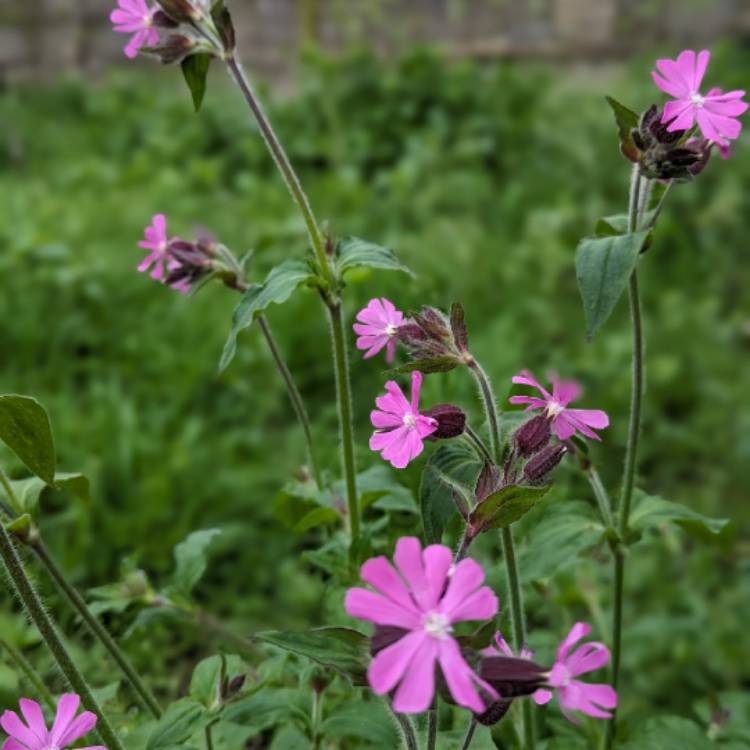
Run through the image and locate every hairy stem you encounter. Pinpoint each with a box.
[389,705,419,750]
[0,524,125,750]
[467,359,533,749]
[426,707,437,750]
[0,638,55,710]
[585,464,615,529]
[225,55,332,285]
[31,538,162,719]
[464,424,493,464]
[328,303,360,542]
[257,314,322,486]
[606,167,647,748]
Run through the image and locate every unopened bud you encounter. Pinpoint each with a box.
[523,444,566,482]
[513,415,551,457]
[148,34,197,65]
[226,674,246,698]
[423,404,466,439]
[413,307,451,342]
[156,0,199,23]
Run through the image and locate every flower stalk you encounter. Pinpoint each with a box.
[0,522,125,750]
[0,638,55,710]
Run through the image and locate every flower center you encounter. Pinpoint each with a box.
[690,93,705,108]
[423,611,452,640]
[547,662,571,688]
[385,323,397,336]
[546,400,565,418]
[402,412,417,429]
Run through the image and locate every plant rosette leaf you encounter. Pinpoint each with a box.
[575,230,650,340]
[334,236,414,281]
[469,483,551,533]
[0,395,56,484]
[253,627,370,686]
[220,259,318,371]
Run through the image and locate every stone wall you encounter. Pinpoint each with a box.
[0,0,747,83]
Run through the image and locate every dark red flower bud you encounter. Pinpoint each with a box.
[479,655,547,699]
[152,10,179,28]
[156,0,199,23]
[423,404,466,439]
[513,415,551,457]
[523,444,566,482]
[413,307,451,342]
[450,303,469,352]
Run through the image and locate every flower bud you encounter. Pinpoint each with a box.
[396,305,471,371]
[150,35,197,65]
[523,444,566,483]
[513,415,551,457]
[423,404,466,439]
[156,0,200,23]
[479,655,547,700]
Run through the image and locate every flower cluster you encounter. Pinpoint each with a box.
[1,694,105,750]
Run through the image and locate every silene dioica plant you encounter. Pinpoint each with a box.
[0,3,746,748]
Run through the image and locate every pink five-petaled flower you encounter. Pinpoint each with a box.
[370,371,438,469]
[110,0,159,59]
[345,536,499,714]
[353,298,405,363]
[652,49,748,148]
[1,693,106,750]
[533,622,617,723]
[137,214,190,295]
[509,370,609,441]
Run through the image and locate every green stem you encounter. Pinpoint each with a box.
[0,638,55,710]
[257,314,322,487]
[0,467,22,516]
[31,538,162,719]
[224,55,332,285]
[606,167,647,749]
[464,424,493,464]
[426,707,437,750]
[311,689,323,750]
[0,524,125,750]
[328,303,360,542]
[460,717,478,750]
[389,704,419,750]
[585,464,615,529]
[467,359,533,749]
[204,719,218,750]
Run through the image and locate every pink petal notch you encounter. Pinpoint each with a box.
[346,536,499,715]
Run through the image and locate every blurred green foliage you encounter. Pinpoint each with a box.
[0,42,749,745]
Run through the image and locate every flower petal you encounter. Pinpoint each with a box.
[438,637,494,713]
[0,712,40,750]
[566,642,610,677]
[421,544,453,610]
[392,636,439,714]
[439,557,486,618]
[345,588,420,629]
[393,537,431,610]
[368,630,427,696]
[360,556,420,614]
[49,694,80,747]
[57,712,97,748]
[556,622,591,663]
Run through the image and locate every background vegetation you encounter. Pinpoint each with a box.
[0,41,748,746]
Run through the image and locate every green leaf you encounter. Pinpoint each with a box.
[335,236,414,278]
[575,231,650,339]
[469,484,551,531]
[53,472,90,503]
[390,356,460,375]
[432,468,473,518]
[146,699,208,750]
[292,507,340,533]
[619,717,714,750]
[190,654,245,710]
[419,443,482,544]
[520,501,604,583]
[595,209,658,237]
[171,529,221,598]
[629,491,729,539]
[223,688,309,732]
[220,260,315,372]
[254,627,369,685]
[269,726,309,750]
[0,395,55,483]
[181,54,212,112]
[321,700,400,747]
[605,96,640,162]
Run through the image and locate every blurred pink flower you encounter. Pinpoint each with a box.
[1,694,105,750]
[137,214,189,295]
[482,630,534,661]
[110,0,159,59]
[370,371,437,468]
[345,536,499,714]
[652,50,747,148]
[353,298,405,363]
[509,370,609,441]
[533,622,617,723]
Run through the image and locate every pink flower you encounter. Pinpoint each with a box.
[533,623,617,723]
[110,0,159,59]
[353,298,405,363]
[652,50,748,148]
[370,372,438,468]
[509,370,609,441]
[345,537,499,714]
[1,694,106,750]
[482,630,534,661]
[137,214,190,295]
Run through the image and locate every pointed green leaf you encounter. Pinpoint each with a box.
[469,484,550,531]
[254,627,369,685]
[335,237,414,278]
[629,491,729,539]
[0,395,55,483]
[220,260,316,372]
[575,231,650,339]
[146,699,208,750]
[605,96,640,162]
[595,210,658,237]
[190,654,245,709]
[171,528,221,597]
[54,473,90,503]
[419,443,482,544]
[181,54,212,112]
